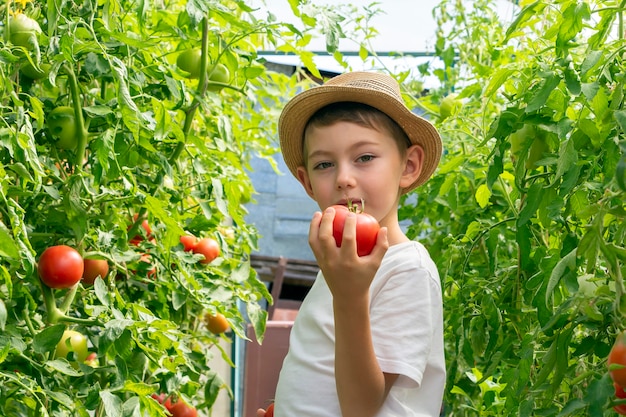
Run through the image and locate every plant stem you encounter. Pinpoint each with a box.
[59,283,79,314]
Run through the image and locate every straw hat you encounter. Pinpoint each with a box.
[278,71,442,192]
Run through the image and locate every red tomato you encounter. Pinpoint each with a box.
[616,403,626,415]
[265,402,274,417]
[193,237,220,264]
[617,383,626,399]
[180,235,198,252]
[609,331,626,387]
[168,400,197,417]
[38,245,84,289]
[82,258,109,285]
[129,213,153,245]
[331,205,380,256]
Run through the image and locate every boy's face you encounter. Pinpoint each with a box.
[296,121,423,228]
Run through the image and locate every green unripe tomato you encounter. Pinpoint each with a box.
[176,49,202,79]
[9,14,42,49]
[55,330,89,363]
[509,124,535,158]
[21,62,51,80]
[439,93,461,120]
[48,106,78,150]
[207,63,230,92]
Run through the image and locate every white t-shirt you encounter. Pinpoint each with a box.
[274,241,446,417]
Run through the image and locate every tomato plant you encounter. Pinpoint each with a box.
[404,0,626,415]
[0,0,365,414]
[331,204,380,256]
[176,49,202,79]
[38,245,84,289]
[193,237,220,264]
[47,106,78,150]
[82,258,109,285]
[55,329,89,363]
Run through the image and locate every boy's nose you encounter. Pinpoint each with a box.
[335,165,356,189]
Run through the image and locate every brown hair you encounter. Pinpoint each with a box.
[302,102,411,166]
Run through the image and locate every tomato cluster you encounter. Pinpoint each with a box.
[175,48,230,91]
[179,234,220,264]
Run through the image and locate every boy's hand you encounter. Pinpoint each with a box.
[308,207,388,301]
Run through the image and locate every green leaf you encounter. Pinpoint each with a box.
[123,382,158,396]
[44,389,74,408]
[505,1,543,41]
[100,391,123,417]
[484,66,516,97]
[204,370,225,408]
[33,324,65,355]
[552,138,578,185]
[45,359,83,376]
[564,65,581,96]
[518,183,544,226]
[546,248,577,305]
[614,110,626,133]
[475,184,491,209]
[525,73,560,113]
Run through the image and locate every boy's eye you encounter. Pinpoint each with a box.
[313,161,333,170]
[357,154,375,163]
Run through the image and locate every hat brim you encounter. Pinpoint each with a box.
[279,82,442,192]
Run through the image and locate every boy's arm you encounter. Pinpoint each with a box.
[309,208,396,417]
[334,293,399,417]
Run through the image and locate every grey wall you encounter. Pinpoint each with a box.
[245,152,319,261]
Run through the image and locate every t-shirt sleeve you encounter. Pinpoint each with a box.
[369,248,442,388]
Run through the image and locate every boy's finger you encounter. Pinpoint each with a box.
[339,212,358,253]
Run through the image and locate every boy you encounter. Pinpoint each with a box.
[260,71,445,417]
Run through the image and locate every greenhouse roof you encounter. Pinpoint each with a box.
[252,0,519,87]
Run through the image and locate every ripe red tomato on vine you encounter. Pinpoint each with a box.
[180,234,198,252]
[168,400,197,417]
[193,237,220,264]
[609,331,626,387]
[331,202,379,257]
[38,245,84,289]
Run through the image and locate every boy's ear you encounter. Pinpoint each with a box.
[296,166,316,199]
[400,144,424,189]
